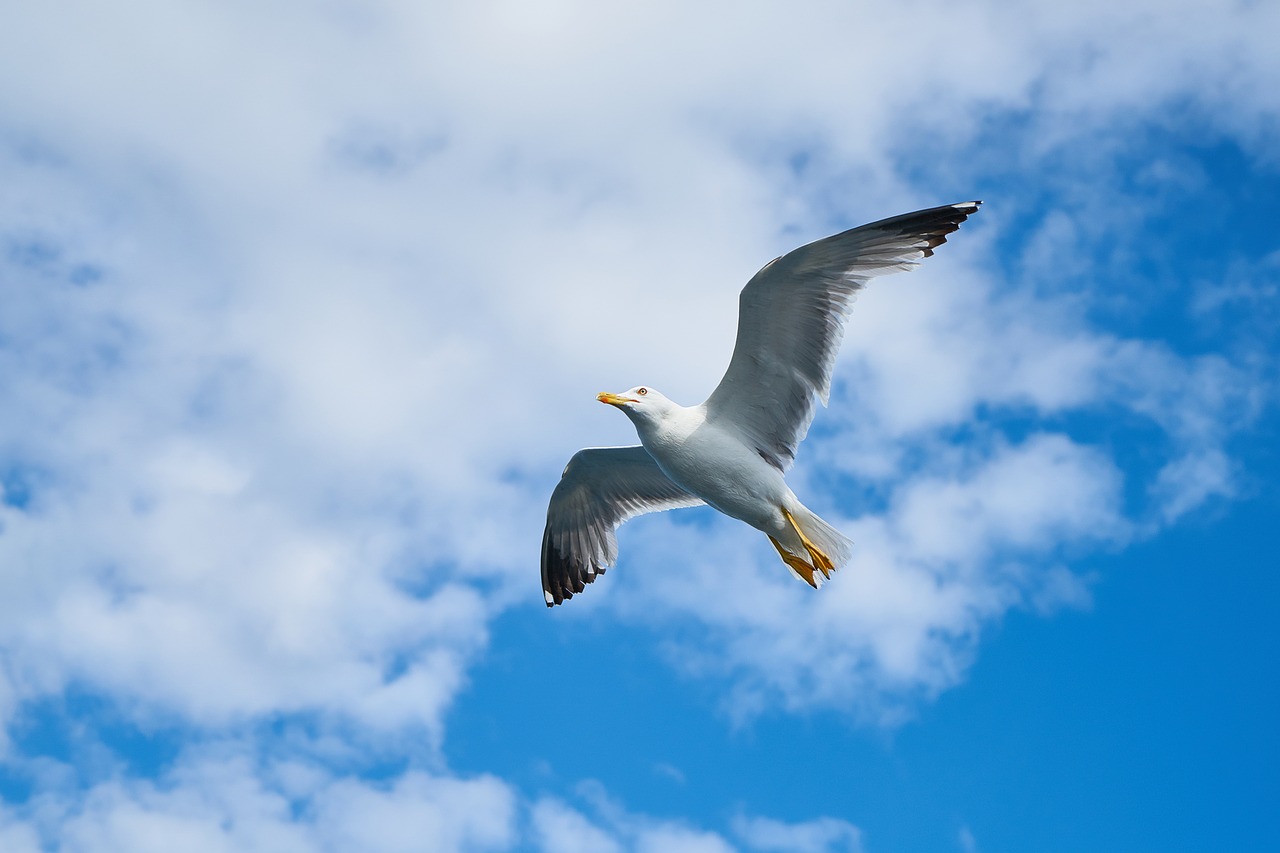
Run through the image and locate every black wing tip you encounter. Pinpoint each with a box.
[897,200,982,257]
[541,525,605,608]
[541,568,602,608]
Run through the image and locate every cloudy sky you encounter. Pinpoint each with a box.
[2,1,1277,850]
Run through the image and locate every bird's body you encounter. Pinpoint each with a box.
[542,201,981,606]
[629,398,786,538]
[621,395,838,580]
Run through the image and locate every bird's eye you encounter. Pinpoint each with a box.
[637,387,648,396]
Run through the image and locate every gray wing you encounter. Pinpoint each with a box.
[703,201,981,472]
[542,445,704,607]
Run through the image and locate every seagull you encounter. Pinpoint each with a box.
[541,201,981,606]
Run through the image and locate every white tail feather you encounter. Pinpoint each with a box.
[789,504,853,572]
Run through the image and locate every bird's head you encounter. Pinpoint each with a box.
[597,386,673,425]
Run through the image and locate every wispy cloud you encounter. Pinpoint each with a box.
[0,0,1277,849]
[531,782,860,853]
[733,813,864,853]
[0,747,517,853]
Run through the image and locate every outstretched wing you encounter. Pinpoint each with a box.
[703,201,981,472]
[542,445,704,607]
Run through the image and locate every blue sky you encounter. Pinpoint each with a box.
[1,1,1278,851]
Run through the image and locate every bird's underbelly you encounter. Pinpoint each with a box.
[642,425,788,533]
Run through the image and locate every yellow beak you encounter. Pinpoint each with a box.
[597,392,630,407]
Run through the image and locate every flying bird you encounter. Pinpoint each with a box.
[541,201,981,606]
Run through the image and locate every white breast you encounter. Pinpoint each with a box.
[636,405,789,531]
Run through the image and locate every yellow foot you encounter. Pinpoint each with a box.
[768,535,818,588]
[781,507,835,579]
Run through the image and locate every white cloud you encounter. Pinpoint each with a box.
[1150,449,1235,524]
[531,798,624,853]
[310,772,516,853]
[0,817,39,853]
[2,756,865,853]
[533,785,860,853]
[0,1,1277,848]
[635,826,737,853]
[0,748,517,853]
[543,784,737,853]
[733,813,864,853]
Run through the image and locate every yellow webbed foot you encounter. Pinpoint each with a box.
[768,534,818,588]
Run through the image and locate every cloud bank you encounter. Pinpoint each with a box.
[1,0,1276,848]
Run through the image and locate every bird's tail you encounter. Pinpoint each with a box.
[773,503,853,588]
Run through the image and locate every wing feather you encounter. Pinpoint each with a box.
[541,445,704,606]
[703,201,981,471]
